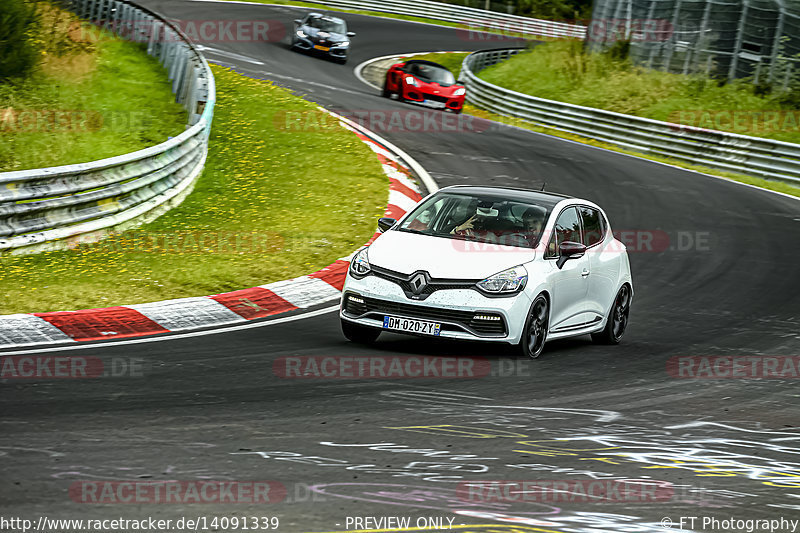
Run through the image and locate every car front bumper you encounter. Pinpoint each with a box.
[400,86,464,111]
[340,271,532,344]
[293,37,348,58]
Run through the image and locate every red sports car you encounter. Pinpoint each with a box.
[382,59,465,113]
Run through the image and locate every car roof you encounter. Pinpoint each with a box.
[307,13,345,23]
[437,185,573,208]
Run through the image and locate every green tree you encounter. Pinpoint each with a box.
[513,0,593,20]
[0,0,41,80]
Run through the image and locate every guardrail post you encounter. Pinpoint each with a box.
[768,0,786,82]
[728,0,748,80]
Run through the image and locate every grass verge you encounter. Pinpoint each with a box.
[0,3,186,171]
[402,51,800,198]
[478,41,800,144]
[0,64,389,314]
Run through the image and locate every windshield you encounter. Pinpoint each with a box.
[397,193,549,248]
[406,63,456,86]
[306,17,346,33]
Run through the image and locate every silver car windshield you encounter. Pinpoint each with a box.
[397,193,549,248]
[307,18,346,33]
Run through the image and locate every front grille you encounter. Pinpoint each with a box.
[424,93,450,103]
[343,293,507,337]
[371,265,477,301]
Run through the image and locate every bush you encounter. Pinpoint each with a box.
[0,0,41,80]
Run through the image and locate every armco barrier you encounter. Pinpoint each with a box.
[0,0,215,256]
[302,0,585,39]
[460,48,800,185]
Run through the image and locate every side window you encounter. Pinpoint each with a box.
[546,207,582,258]
[580,207,605,247]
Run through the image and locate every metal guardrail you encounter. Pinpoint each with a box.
[302,0,586,39]
[0,0,215,255]
[461,48,800,185]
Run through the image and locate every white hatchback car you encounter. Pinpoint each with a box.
[340,186,633,358]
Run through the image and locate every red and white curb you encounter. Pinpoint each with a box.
[0,115,428,349]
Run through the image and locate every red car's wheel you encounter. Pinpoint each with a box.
[381,79,393,98]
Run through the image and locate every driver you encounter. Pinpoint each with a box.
[522,207,545,235]
[451,202,494,238]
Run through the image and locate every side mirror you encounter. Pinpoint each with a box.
[556,241,586,269]
[294,19,302,24]
[377,217,396,233]
[346,31,356,37]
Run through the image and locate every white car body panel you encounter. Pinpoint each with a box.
[368,230,534,279]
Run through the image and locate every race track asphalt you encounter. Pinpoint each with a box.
[2,2,799,532]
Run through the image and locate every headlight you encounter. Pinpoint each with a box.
[405,76,419,86]
[337,40,350,47]
[349,247,371,278]
[476,265,528,294]
[296,30,307,37]
[453,87,466,96]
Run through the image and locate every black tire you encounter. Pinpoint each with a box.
[341,319,380,344]
[591,284,631,345]
[452,107,463,114]
[518,294,549,358]
[382,79,392,98]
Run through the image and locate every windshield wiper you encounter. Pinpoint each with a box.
[397,228,431,236]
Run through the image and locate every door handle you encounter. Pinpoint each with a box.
[581,269,590,277]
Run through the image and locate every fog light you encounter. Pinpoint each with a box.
[348,295,365,304]
[474,314,501,321]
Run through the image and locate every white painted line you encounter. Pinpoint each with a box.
[196,45,265,65]
[0,306,340,355]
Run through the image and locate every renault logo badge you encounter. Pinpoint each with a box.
[409,272,429,295]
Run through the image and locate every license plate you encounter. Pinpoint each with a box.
[424,100,446,109]
[383,315,441,336]
[314,45,330,51]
